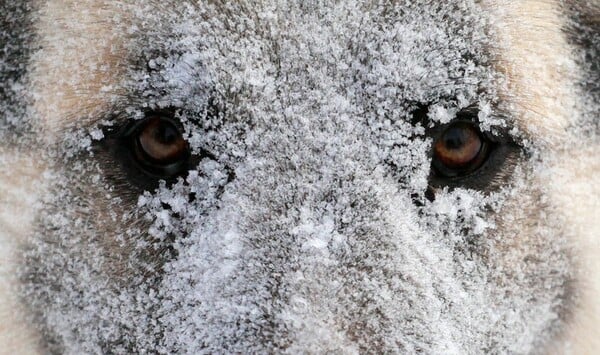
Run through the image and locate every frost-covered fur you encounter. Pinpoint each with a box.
[0,0,598,354]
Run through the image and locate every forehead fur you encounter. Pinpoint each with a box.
[31,0,130,137]
[484,0,580,144]
[30,0,588,145]
[31,0,493,133]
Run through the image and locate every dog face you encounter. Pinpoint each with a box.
[0,0,598,353]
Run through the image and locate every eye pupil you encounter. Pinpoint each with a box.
[155,123,179,145]
[443,127,470,150]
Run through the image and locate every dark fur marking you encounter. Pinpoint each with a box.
[562,0,600,135]
[0,0,35,141]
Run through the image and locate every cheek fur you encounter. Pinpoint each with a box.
[0,149,46,354]
[540,145,600,354]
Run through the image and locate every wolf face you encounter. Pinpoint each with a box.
[0,0,598,353]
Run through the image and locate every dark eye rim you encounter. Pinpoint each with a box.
[95,101,229,192]
[123,113,192,179]
[413,103,524,195]
[97,110,197,190]
[431,120,495,179]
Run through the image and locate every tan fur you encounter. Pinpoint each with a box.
[0,151,45,354]
[544,148,600,354]
[30,0,128,140]
[485,0,580,145]
[6,3,135,351]
[3,1,130,351]
[485,0,600,352]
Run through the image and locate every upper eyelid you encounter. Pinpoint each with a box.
[410,102,482,129]
[98,106,180,134]
[419,106,516,143]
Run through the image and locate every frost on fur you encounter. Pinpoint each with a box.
[1,0,596,354]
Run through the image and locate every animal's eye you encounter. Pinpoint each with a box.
[128,114,190,178]
[432,121,490,178]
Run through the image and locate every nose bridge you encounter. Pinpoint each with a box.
[234,25,403,247]
[160,10,437,350]
[223,148,443,350]
[214,99,393,350]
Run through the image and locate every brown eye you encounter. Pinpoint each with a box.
[432,122,489,177]
[131,115,190,177]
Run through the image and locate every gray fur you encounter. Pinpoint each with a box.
[0,1,597,354]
